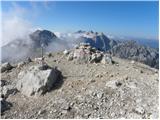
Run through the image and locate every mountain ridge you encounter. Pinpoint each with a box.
[1,29,159,69]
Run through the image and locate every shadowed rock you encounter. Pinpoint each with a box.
[1,62,13,73]
[0,98,12,113]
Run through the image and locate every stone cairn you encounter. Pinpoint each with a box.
[64,43,113,64]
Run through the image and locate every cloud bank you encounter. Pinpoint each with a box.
[1,2,34,47]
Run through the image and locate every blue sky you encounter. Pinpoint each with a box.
[1,1,159,40]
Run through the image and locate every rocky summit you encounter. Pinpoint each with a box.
[0,44,159,119]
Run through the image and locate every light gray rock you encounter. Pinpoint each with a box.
[131,60,135,64]
[105,80,119,89]
[89,79,95,83]
[0,80,8,87]
[27,57,32,63]
[74,49,90,64]
[67,53,74,61]
[38,109,46,115]
[90,54,96,63]
[90,53,103,63]
[97,91,104,99]
[17,62,26,68]
[47,53,52,57]
[16,65,61,97]
[134,106,145,115]
[149,112,159,119]
[74,45,79,49]
[1,62,13,73]
[63,49,69,55]
[61,103,71,110]
[101,55,113,64]
[2,85,18,98]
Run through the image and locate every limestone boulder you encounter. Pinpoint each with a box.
[16,65,61,97]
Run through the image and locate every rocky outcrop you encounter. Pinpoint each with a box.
[101,54,113,64]
[16,65,61,97]
[110,41,159,69]
[1,62,13,73]
[0,98,12,113]
[1,85,18,98]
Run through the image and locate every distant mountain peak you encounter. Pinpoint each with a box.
[75,30,86,34]
[29,29,58,47]
[32,29,57,37]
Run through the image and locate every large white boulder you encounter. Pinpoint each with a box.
[16,65,61,97]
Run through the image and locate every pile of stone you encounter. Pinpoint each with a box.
[65,43,113,64]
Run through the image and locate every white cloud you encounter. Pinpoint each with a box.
[2,17,32,46]
[1,2,34,47]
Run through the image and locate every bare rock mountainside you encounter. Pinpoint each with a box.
[0,44,159,119]
[110,41,159,69]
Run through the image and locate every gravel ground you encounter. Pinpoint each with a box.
[1,51,159,119]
